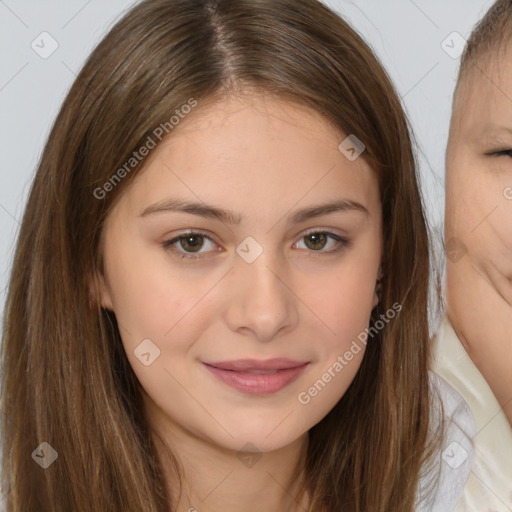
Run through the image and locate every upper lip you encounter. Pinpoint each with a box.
[203,358,309,371]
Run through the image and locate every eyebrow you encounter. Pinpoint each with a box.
[139,197,369,224]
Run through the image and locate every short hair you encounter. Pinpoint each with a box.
[459,0,512,79]
[450,1,512,130]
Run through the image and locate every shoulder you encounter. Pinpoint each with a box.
[431,317,512,510]
[415,371,476,512]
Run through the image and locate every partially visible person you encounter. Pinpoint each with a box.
[433,0,512,509]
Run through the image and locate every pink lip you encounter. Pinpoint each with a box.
[205,358,308,371]
[202,359,310,395]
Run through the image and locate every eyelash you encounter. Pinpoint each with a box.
[161,229,351,261]
[488,149,512,158]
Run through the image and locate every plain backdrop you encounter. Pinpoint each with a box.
[0,0,496,326]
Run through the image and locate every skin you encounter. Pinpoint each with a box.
[96,90,382,511]
[446,51,512,426]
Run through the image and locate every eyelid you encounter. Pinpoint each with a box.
[293,228,350,256]
[165,228,218,242]
[484,148,512,157]
[298,226,346,237]
[162,227,351,261]
[162,229,221,260]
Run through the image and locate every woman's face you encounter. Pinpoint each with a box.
[97,91,382,454]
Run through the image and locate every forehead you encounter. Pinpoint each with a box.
[108,92,380,223]
[455,49,512,137]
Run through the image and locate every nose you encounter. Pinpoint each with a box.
[223,250,299,343]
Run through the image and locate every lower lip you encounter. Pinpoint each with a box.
[202,363,309,395]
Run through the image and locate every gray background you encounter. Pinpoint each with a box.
[0,0,496,323]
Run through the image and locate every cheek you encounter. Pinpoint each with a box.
[310,269,375,337]
[292,266,374,425]
[101,233,379,451]
[454,182,512,265]
[297,256,378,362]
[447,160,512,296]
[106,257,223,413]
[104,243,221,352]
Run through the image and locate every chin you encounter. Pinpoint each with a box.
[211,425,307,454]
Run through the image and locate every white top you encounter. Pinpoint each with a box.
[415,371,476,511]
[431,317,512,511]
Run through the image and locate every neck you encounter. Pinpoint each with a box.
[146,400,311,512]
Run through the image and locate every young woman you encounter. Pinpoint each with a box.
[0,0,473,510]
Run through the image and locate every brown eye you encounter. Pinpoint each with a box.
[162,231,219,259]
[294,231,349,254]
[304,233,328,251]
[179,234,204,252]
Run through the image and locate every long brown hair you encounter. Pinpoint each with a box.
[1,0,435,510]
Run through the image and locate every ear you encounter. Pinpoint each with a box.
[372,289,379,309]
[372,266,383,309]
[88,270,114,311]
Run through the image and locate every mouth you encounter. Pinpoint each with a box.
[202,359,310,395]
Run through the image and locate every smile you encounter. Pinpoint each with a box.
[202,359,310,395]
